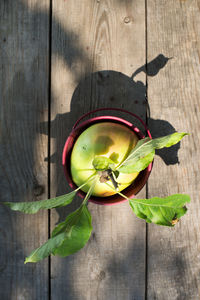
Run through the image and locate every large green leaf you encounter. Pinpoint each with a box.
[129,194,190,226]
[118,132,188,173]
[3,191,76,214]
[25,204,92,263]
[52,205,92,257]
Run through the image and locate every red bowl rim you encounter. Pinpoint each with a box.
[62,115,153,205]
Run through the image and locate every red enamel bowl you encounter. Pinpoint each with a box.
[62,108,153,205]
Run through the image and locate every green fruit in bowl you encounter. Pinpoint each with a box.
[70,122,139,197]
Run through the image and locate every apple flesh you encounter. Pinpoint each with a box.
[70,122,139,197]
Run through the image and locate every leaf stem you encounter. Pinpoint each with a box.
[82,176,98,206]
[74,173,96,192]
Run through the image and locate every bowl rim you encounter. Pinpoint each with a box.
[62,115,153,205]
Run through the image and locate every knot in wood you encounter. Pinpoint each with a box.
[33,185,44,196]
[124,17,131,24]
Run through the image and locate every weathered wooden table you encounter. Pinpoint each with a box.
[0,1,199,299]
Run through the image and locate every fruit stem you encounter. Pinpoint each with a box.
[105,182,129,200]
[107,169,119,190]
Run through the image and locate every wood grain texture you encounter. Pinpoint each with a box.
[0,0,49,299]
[50,0,147,299]
[147,0,200,299]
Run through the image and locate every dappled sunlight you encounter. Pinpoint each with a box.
[20,0,49,11]
[51,55,74,112]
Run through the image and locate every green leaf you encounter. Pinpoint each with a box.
[118,132,188,173]
[120,150,155,173]
[24,232,66,263]
[3,191,76,214]
[53,205,92,256]
[92,156,115,171]
[129,194,190,226]
[25,204,92,263]
[24,178,96,263]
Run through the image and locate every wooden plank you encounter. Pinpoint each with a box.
[50,0,147,299]
[0,1,49,299]
[147,0,200,299]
